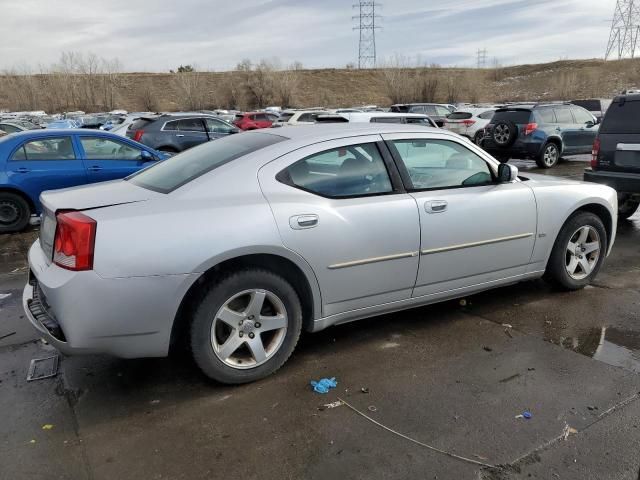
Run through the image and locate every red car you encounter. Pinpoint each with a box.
[233,112,278,130]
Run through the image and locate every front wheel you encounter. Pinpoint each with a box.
[544,212,607,290]
[473,130,485,146]
[190,269,302,384]
[536,143,560,169]
[0,192,31,234]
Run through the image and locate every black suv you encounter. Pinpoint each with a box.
[126,114,238,153]
[584,94,640,219]
[483,103,598,168]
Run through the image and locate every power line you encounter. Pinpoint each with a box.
[353,2,382,69]
[606,0,640,59]
[477,48,488,68]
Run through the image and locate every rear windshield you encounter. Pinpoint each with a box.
[491,110,532,124]
[600,100,640,134]
[447,112,473,120]
[128,132,286,193]
[128,118,154,130]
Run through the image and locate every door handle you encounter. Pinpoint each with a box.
[425,200,448,214]
[289,214,319,230]
[16,167,30,173]
[87,165,102,172]
[176,134,185,137]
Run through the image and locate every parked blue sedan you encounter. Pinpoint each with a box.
[0,129,167,232]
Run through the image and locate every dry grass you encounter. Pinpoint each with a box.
[2,57,640,112]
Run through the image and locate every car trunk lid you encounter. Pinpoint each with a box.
[596,97,640,173]
[39,180,159,262]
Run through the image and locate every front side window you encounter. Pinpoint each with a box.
[390,139,493,190]
[0,124,20,133]
[408,106,426,114]
[80,137,144,160]
[280,143,392,198]
[434,106,451,116]
[205,118,234,134]
[12,137,76,161]
[571,107,594,124]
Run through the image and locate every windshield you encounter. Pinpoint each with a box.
[128,132,286,193]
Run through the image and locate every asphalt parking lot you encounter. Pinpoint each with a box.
[1,155,639,480]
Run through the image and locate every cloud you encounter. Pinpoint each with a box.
[0,0,617,71]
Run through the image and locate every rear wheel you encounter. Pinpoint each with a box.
[473,130,485,146]
[544,212,607,290]
[536,143,560,168]
[190,269,302,384]
[0,192,31,233]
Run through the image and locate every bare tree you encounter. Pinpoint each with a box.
[173,66,207,110]
[414,72,439,103]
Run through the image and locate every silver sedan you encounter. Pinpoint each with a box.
[23,124,618,383]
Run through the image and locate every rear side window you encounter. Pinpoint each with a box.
[177,118,205,132]
[554,107,574,123]
[163,120,180,131]
[491,110,532,124]
[12,137,76,161]
[447,112,473,120]
[279,143,392,198]
[536,107,556,123]
[128,132,285,193]
[600,100,640,134]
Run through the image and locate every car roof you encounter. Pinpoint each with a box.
[3,129,133,139]
[344,112,429,119]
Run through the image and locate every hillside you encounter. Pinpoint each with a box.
[1,58,640,113]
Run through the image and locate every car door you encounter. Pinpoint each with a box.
[258,135,421,317]
[175,118,209,149]
[553,106,580,153]
[204,117,236,140]
[570,106,598,153]
[6,136,87,207]
[78,135,157,183]
[382,133,537,298]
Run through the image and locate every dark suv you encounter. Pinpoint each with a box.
[483,104,598,168]
[584,94,640,219]
[126,114,238,153]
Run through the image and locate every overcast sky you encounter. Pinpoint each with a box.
[1,0,616,71]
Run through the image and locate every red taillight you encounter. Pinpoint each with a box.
[53,211,96,271]
[133,130,144,142]
[461,119,476,127]
[591,137,601,168]
[524,123,538,135]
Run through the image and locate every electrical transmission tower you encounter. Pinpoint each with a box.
[477,48,488,68]
[605,0,640,60]
[353,2,381,69]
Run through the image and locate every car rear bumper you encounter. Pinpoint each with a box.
[583,169,640,194]
[23,240,198,358]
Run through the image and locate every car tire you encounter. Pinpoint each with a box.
[536,143,560,168]
[544,211,607,291]
[618,198,639,220]
[0,192,31,234]
[473,130,484,146]
[492,121,517,148]
[190,269,303,384]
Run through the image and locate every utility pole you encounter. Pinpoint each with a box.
[477,48,488,68]
[606,0,640,59]
[353,2,382,69]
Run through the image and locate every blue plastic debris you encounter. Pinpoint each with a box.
[310,377,338,394]
[523,411,532,419]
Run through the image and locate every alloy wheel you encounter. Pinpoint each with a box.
[211,289,288,369]
[565,225,600,280]
[543,144,559,167]
[494,124,510,144]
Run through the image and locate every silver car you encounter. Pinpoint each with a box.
[23,125,618,384]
